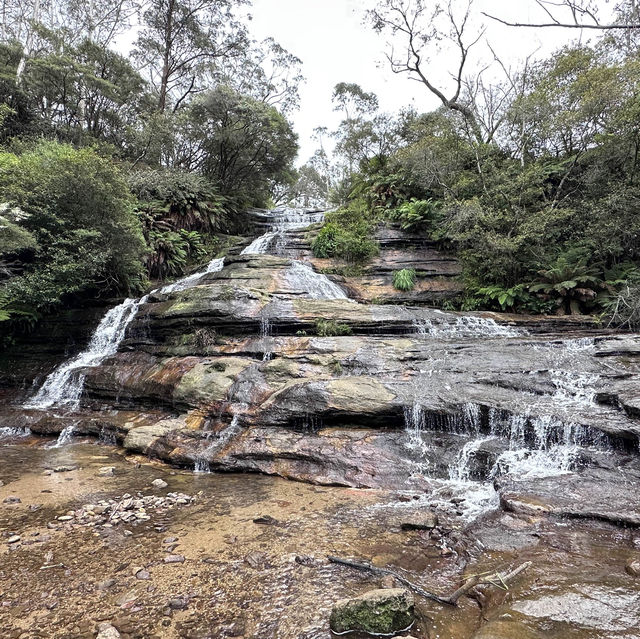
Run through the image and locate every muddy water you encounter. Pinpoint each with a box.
[1,438,640,639]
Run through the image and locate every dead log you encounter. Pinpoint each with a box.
[327,556,532,607]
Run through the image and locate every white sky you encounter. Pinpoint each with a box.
[246,0,600,164]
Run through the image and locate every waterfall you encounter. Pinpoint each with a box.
[285,260,349,300]
[413,316,521,338]
[50,423,77,448]
[194,415,241,473]
[0,426,31,440]
[241,231,280,255]
[160,257,225,294]
[25,296,147,409]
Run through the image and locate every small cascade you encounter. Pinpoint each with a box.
[0,426,31,440]
[241,231,280,255]
[403,404,430,459]
[194,415,241,473]
[285,260,349,300]
[260,317,273,361]
[26,296,147,409]
[160,257,225,294]
[51,423,76,448]
[413,316,521,338]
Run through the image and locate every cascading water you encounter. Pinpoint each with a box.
[160,257,225,294]
[194,415,241,473]
[25,251,227,410]
[285,260,349,300]
[413,316,522,338]
[25,296,147,409]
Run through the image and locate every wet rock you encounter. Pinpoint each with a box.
[3,496,21,504]
[329,588,415,636]
[472,620,544,639]
[400,513,438,530]
[151,478,168,489]
[96,622,120,639]
[164,554,185,564]
[498,471,640,527]
[626,560,640,577]
[253,515,279,525]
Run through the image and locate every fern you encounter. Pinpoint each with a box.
[393,268,417,291]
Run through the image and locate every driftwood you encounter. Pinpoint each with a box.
[327,556,532,607]
[327,556,452,605]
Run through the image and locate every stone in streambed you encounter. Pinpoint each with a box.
[152,479,168,489]
[330,588,415,635]
[400,512,438,530]
[626,559,640,577]
[96,623,120,639]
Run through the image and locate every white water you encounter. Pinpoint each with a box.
[413,316,522,338]
[194,415,241,473]
[50,423,77,448]
[26,297,147,409]
[0,426,31,440]
[160,257,225,294]
[285,260,349,300]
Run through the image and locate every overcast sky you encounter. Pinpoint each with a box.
[246,0,598,164]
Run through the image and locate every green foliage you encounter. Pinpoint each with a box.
[393,268,417,291]
[312,201,379,263]
[389,198,442,233]
[315,319,353,337]
[529,253,603,314]
[0,142,146,322]
[187,85,298,207]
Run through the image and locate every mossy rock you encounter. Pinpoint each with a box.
[329,588,415,635]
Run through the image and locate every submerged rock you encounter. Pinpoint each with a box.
[329,588,415,635]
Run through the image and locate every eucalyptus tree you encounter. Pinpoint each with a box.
[134,0,249,113]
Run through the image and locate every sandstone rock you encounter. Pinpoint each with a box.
[151,479,168,489]
[329,588,414,636]
[626,560,640,577]
[400,512,438,531]
[96,623,120,639]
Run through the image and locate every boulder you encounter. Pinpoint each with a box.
[329,588,414,636]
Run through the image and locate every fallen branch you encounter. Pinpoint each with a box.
[327,556,532,607]
[327,556,453,606]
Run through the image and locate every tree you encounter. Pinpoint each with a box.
[368,0,486,144]
[134,0,249,113]
[186,85,298,206]
[483,0,640,30]
[213,37,305,115]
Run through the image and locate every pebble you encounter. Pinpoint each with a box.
[97,579,117,591]
[164,554,185,564]
[96,622,121,639]
[626,559,640,577]
[3,496,21,504]
[57,516,73,522]
[169,597,188,610]
[163,537,178,544]
[152,479,168,489]
[135,570,151,580]
[53,466,76,473]
[7,536,20,544]
[98,467,116,477]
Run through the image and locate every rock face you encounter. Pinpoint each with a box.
[1,209,640,522]
[329,588,415,635]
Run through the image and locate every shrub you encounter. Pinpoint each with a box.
[389,198,443,233]
[311,201,379,263]
[0,142,146,321]
[315,319,353,336]
[393,268,417,291]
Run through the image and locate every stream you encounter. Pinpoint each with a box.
[2,207,640,638]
